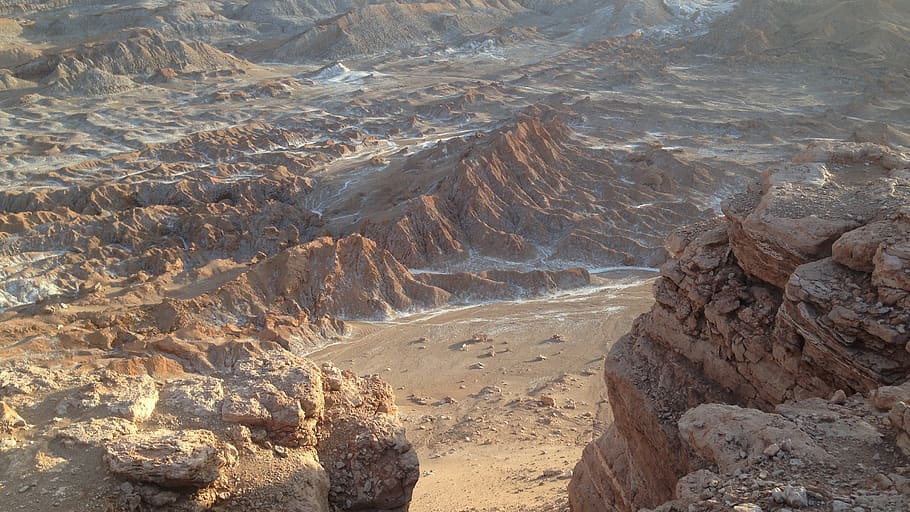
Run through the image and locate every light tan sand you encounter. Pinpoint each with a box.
[310,275,656,511]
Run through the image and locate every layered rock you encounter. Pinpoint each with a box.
[147,234,592,351]
[570,142,910,512]
[364,106,725,269]
[104,429,236,488]
[649,396,910,511]
[168,234,449,332]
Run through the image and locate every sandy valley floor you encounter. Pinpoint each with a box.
[311,273,656,511]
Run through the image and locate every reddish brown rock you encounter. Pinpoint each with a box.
[317,369,418,512]
[571,142,910,512]
[365,107,721,269]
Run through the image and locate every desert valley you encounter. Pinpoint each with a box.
[0,1,909,511]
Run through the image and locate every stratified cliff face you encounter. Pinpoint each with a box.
[570,141,910,512]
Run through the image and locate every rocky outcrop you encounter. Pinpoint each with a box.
[151,234,593,351]
[0,345,419,511]
[104,429,237,488]
[570,142,910,512]
[649,396,910,511]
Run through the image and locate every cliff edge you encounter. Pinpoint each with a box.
[570,141,910,511]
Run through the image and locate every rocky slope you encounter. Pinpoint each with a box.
[15,28,247,84]
[149,234,591,352]
[0,345,418,511]
[692,0,910,72]
[271,0,525,62]
[360,105,731,270]
[569,141,910,511]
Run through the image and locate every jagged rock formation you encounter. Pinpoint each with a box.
[569,141,910,512]
[172,234,451,329]
[153,234,591,351]
[0,345,418,511]
[272,0,524,62]
[13,28,247,91]
[0,113,603,347]
[363,106,728,269]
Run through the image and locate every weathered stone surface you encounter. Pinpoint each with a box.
[318,364,418,512]
[832,216,910,273]
[569,328,735,512]
[221,350,324,447]
[779,258,910,392]
[80,370,159,422]
[568,426,633,512]
[678,404,830,469]
[159,376,225,419]
[642,392,907,512]
[873,241,910,305]
[571,143,910,512]
[53,417,139,447]
[104,429,236,488]
[889,400,910,455]
[873,381,910,411]
[1,346,418,511]
[723,143,909,289]
[0,400,26,432]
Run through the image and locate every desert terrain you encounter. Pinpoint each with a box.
[0,1,908,511]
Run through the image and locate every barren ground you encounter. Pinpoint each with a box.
[311,273,655,511]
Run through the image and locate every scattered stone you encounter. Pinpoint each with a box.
[873,472,893,489]
[471,333,492,343]
[409,395,430,405]
[539,395,556,408]
[830,389,847,405]
[831,500,851,512]
[733,504,762,512]
[762,443,781,457]
[478,386,502,396]
[782,485,808,508]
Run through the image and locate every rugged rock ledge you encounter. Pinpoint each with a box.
[0,345,418,511]
[570,142,910,512]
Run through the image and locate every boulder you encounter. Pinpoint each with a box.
[104,429,236,488]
